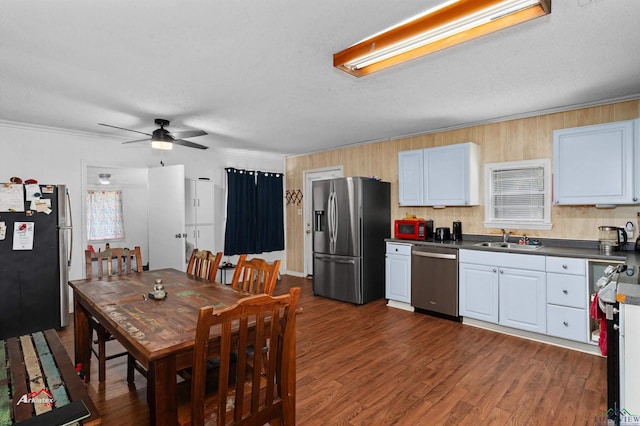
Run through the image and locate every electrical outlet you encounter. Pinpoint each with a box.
[624,221,634,239]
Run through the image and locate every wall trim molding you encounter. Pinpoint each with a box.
[286,93,640,158]
[0,119,118,140]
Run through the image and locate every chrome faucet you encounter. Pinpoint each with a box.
[501,229,511,243]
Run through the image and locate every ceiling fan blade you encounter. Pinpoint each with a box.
[173,139,209,150]
[121,138,151,144]
[99,123,152,137]
[168,129,207,139]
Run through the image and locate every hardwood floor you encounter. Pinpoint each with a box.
[58,275,607,425]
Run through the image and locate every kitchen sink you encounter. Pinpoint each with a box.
[474,241,543,250]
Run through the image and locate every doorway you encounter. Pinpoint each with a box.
[303,166,343,276]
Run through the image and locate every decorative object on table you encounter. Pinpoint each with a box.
[149,280,167,300]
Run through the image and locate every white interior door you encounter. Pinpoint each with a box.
[148,165,186,271]
[303,167,343,276]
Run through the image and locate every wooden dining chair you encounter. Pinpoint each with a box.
[186,249,223,282]
[84,246,143,382]
[177,287,301,426]
[230,256,281,296]
[228,256,283,377]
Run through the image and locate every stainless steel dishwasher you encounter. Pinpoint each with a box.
[411,245,459,320]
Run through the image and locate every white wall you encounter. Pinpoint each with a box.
[0,120,286,286]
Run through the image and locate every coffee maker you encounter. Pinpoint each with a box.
[452,221,462,241]
[598,226,627,253]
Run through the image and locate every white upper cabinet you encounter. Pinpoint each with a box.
[185,179,215,225]
[423,142,480,207]
[398,149,424,206]
[185,179,215,255]
[398,142,480,207]
[553,119,638,206]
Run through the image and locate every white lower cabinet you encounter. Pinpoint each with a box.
[385,242,411,304]
[545,257,588,342]
[186,224,215,251]
[459,250,546,334]
[459,262,498,323]
[546,305,588,341]
[498,267,546,334]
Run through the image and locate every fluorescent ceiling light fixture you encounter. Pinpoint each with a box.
[334,0,551,77]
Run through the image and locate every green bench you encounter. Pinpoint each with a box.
[1,329,100,425]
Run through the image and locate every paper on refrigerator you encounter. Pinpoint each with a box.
[13,222,34,250]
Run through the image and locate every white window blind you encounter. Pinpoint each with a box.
[484,159,552,230]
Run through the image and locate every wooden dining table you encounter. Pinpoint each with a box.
[68,268,249,425]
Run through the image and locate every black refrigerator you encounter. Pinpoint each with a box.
[312,177,390,305]
[0,184,72,339]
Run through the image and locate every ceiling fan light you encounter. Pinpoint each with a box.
[151,141,173,150]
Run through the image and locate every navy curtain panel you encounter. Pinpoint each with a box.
[224,169,258,255]
[224,168,284,255]
[256,172,284,252]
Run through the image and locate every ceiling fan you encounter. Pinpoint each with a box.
[99,118,209,150]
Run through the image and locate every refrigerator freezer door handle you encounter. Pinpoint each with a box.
[328,191,336,253]
[332,191,338,243]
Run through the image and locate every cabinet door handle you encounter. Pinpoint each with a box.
[563,321,569,327]
[499,269,504,274]
[492,268,497,273]
[562,264,568,269]
[562,289,568,294]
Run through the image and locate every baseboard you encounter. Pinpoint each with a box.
[462,317,602,356]
[283,270,307,278]
[386,300,415,312]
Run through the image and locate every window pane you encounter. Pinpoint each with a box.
[484,159,551,229]
[87,190,125,241]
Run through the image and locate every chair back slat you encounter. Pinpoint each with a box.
[84,246,143,278]
[186,249,222,282]
[231,257,281,296]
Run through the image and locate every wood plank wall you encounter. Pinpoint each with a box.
[285,99,640,273]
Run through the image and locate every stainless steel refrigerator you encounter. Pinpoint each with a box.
[0,184,72,338]
[312,177,390,305]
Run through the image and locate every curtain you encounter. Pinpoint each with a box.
[86,190,125,241]
[224,168,284,255]
[256,172,284,252]
[224,169,258,255]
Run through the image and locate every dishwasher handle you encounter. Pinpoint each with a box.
[412,251,457,260]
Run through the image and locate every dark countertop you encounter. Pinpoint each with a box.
[386,234,640,305]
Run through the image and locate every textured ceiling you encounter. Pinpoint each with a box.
[1,0,639,155]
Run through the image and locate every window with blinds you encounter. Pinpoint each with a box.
[484,159,552,230]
